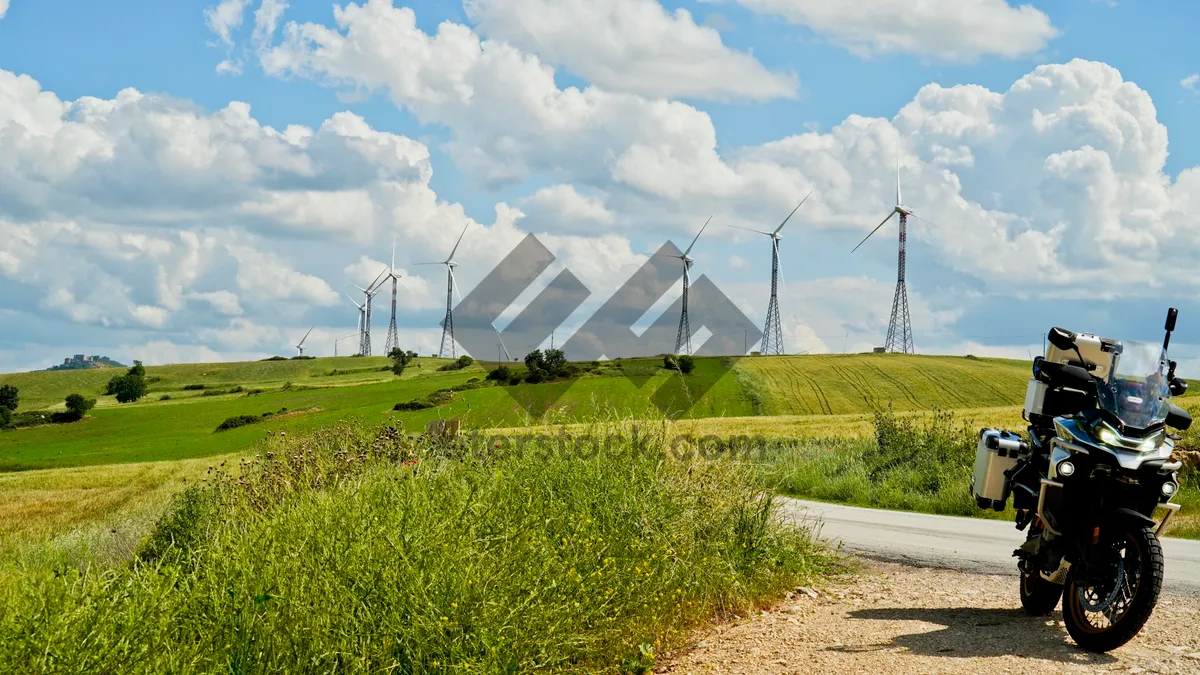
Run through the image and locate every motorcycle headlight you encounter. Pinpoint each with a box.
[1097,425,1119,446]
[1139,437,1161,453]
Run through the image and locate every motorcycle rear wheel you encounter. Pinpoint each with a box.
[1019,570,1062,616]
[1062,522,1163,653]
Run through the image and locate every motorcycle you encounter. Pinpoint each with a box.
[971,307,1193,652]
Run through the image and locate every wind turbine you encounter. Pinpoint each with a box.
[334,332,359,357]
[345,293,367,356]
[353,267,388,357]
[416,224,468,359]
[295,325,315,357]
[851,145,931,355]
[658,217,711,355]
[725,191,812,355]
[380,238,410,356]
[491,320,510,368]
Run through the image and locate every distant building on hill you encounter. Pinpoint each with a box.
[46,355,127,371]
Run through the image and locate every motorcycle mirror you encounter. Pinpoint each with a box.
[1166,307,1179,333]
[1167,403,1192,432]
[1170,378,1189,397]
[1047,327,1076,352]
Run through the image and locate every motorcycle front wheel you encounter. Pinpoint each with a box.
[1062,522,1164,653]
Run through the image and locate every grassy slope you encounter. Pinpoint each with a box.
[0,354,1036,471]
[0,356,403,411]
[742,353,1031,415]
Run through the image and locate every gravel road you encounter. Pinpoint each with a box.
[662,500,1200,673]
[781,499,1200,595]
[663,563,1200,674]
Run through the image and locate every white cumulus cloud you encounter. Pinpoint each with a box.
[716,0,1058,60]
[463,0,796,101]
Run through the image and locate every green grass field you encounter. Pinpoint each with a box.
[0,353,1034,472]
[0,423,839,672]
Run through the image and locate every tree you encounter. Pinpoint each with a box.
[542,349,567,375]
[65,393,96,418]
[128,360,145,378]
[390,347,414,376]
[111,374,148,403]
[487,365,511,381]
[0,406,10,428]
[524,349,545,373]
[0,384,18,412]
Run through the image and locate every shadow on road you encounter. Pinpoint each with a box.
[833,607,1117,666]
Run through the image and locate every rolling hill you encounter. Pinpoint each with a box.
[0,352,1042,471]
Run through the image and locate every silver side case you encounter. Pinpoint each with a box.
[972,429,1026,509]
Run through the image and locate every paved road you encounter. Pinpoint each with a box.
[780,498,1200,595]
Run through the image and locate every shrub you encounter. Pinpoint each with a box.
[182,384,206,391]
[0,384,19,412]
[525,370,545,384]
[262,355,289,361]
[159,395,172,401]
[214,415,263,432]
[438,355,475,371]
[487,365,511,381]
[663,354,679,370]
[676,355,695,374]
[0,406,10,428]
[64,394,96,418]
[230,385,245,394]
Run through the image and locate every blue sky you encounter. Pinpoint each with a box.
[1,0,1199,372]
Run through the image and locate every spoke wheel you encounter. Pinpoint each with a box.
[1063,523,1163,652]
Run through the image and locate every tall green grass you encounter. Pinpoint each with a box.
[752,406,1200,533]
[0,421,837,673]
[753,408,985,517]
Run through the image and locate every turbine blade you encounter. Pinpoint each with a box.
[851,212,896,253]
[370,266,388,291]
[413,262,442,266]
[774,238,787,297]
[773,190,813,235]
[449,267,463,304]
[345,292,363,308]
[720,223,773,236]
[391,237,396,274]
[446,224,469,263]
[682,215,712,257]
[491,320,511,361]
[909,212,940,230]
[300,325,314,345]
[895,141,902,207]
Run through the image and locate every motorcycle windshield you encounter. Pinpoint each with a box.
[1097,340,1171,430]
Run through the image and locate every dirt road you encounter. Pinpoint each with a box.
[663,563,1200,674]
[781,499,1200,595]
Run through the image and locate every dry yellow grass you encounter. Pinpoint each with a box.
[488,405,1030,441]
[0,452,240,540]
